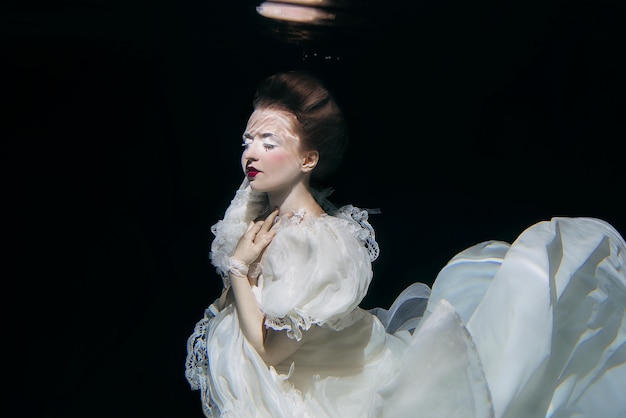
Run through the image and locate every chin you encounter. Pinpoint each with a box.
[248,180,268,192]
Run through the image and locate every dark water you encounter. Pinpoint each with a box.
[5,1,625,417]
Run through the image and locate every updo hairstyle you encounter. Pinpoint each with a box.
[252,70,349,182]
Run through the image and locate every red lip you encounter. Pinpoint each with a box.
[246,166,260,178]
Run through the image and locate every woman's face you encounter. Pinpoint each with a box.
[241,108,306,193]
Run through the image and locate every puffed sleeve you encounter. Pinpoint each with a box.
[257,209,377,340]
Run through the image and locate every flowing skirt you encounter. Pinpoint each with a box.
[186,217,626,417]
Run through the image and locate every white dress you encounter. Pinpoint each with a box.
[185,179,626,418]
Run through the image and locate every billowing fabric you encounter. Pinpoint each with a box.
[186,179,626,418]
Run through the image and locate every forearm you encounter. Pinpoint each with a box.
[227,211,302,365]
[217,286,232,310]
[229,272,266,353]
[229,271,304,366]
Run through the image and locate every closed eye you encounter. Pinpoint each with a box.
[241,136,253,148]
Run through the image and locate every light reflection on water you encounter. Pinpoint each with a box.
[255,0,384,52]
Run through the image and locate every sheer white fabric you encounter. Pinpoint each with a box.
[259,211,374,340]
[186,179,626,418]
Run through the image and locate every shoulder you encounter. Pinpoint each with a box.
[259,206,379,332]
[330,205,380,262]
[268,205,379,262]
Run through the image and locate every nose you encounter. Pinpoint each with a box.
[242,141,259,162]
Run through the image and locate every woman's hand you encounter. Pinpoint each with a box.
[227,208,281,358]
[232,208,280,266]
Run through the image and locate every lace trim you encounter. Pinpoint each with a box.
[185,305,220,417]
[265,308,366,341]
[210,178,380,287]
[311,186,380,262]
[335,205,380,262]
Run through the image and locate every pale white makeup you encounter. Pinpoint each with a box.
[241,108,306,193]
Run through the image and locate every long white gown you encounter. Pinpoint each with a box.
[185,179,626,418]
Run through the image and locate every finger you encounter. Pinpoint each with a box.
[268,207,280,222]
[244,222,264,241]
[261,209,280,233]
[259,229,277,246]
[254,221,277,245]
[259,230,275,242]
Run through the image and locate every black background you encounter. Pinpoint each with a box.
[4,1,625,417]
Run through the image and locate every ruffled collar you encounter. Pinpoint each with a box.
[209,177,380,287]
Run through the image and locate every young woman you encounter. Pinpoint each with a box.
[186,70,626,417]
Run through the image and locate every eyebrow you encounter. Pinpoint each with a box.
[262,133,281,141]
[243,132,283,142]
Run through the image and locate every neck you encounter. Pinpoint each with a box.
[267,180,324,218]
